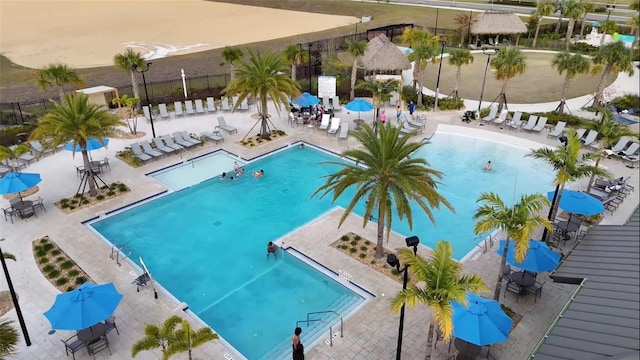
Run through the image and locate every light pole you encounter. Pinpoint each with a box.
[132,62,156,138]
[542,135,569,242]
[386,236,420,360]
[477,48,499,112]
[433,40,447,112]
[605,5,615,22]
[0,239,31,347]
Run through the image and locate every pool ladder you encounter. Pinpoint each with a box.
[296,310,343,347]
[179,147,195,168]
[473,232,494,254]
[110,243,131,266]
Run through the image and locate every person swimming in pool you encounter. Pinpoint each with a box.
[267,241,277,259]
[253,169,264,178]
[485,161,492,171]
[221,172,226,181]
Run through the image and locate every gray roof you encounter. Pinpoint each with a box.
[531,208,640,360]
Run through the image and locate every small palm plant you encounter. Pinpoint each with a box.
[0,144,30,171]
[447,49,474,101]
[356,79,399,122]
[165,318,218,360]
[112,95,141,134]
[220,46,244,80]
[113,49,147,107]
[599,20,618,46]
[282,44,308,83]
[0,319,19,359]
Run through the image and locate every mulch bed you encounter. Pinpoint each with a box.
[55,182,130,214]
[33,236,93,293]
[0,291,15,317]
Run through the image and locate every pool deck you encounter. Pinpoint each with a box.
[2,103,638,360]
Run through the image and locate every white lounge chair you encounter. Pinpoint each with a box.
[194,99,205,114]
[328,117,341,135]
[140,141,163,158]
[322,97,331,109]
[240,98,249,111]
[482,106,498,122]
[174,102,184,117]
[576,128,587,140]
[201,132,224,144]
[318,114,331,130]
[180,131,201,146]
[532,117,548,132]
[143,106,152,121]
[232,95,239,109]
[221,97,231,111]
[161,134,184,151]
[152,137,176,154]
[130,143,153,162]
[9,145,36,164]
[619,142,639,157]
[332,96,341,111]
[582,130,598,147]
[216,116,238,134]
[184,100,195,116]
[522,115,538,131]
[609,137,631,154]
[547,121,566,138]
[493,110,508,126]
[403,114,424,132]
[158,103,170,119]
[509,112,523,130]
[29,140,53,157]
[399,120,416,135]
[206,97,216,112]
[389,92,399,106]
[338,121,349,139]
[172,132,197,148]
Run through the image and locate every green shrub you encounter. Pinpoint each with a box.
[60,198,69,204]
[401,85,418,104]
[75,276,88,285]
[569,43,599,56]
[349,247,358,253]
[358,253,367,258]
[42,243,54,251]
[422,95,464,110]
[532,112,585,127]
[47,270,60,278]
[33,245,41,252]
[56,256,65,263]
[55,277,69,286]
[42,265,55,272]
[68,269,80,277]
[611,94,640,113]
[354,235,361,241]
[350,240,358,246]
[40,238,49,243]
[340,235,349,241]
[60,260,74,270]
[96,195,105,200]
[35,249,48,257]
[364,240,371,245]
[117,184,128,192]
[51,249,61,256]
[68,206,76,210]
[66,286,75,292]
[60,203,70,209]
[39,257,49,264]
[73,194,82,199]
[360,246,368,251]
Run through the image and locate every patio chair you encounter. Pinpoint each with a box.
[1,159,26,171]
[174,101,184,117]
[88,335,111,358]
[232,95,239,108]
[184,100,195,116]
[103,316,120,337]
[29,140,53,157]
[142,106,152,121]
[194,99,205,114]
[2,207,19,224]
[492,110,508,126]
[505,281,523,301]
[201,131,224,144]
[216,116,238,134]
[322,97,331,109]
[338,121,349,140]
[404,114,425,132]
[522,115,538,131]
[221,97,231,111]
[619,142,639,157]
[532,116,548,132]
[206,97,216,112]
[171,132,197,148]
[99,157,111,171]
[502,264,512,281]
[400,120,416,135]
[152,137,176,154]
[318,114,331,130]
[332,96,342,111]
[240,98,249,110]
[582,130,598,147]
[61,334,87,360]
[158,103,170,119]
[482,106,498,122]
[547,121,566,138]
[180,131,201,146]
[509,111,523,130]
[33,196,46,213]
[576,128,587,141]
[161,134,184,151]
[130,143,153,162]
[327,117,341,135]
[9,145,36,164]
[608,137,631,154]
[525,281,545,303]
[140,142,163,158]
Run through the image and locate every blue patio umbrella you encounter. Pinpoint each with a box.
[293,92,320,107]
[344,98,374,120]
[496,239,561,273]
[65,138,109,153]
[44,282,123,330]
[0,172,41,198]
[547,189,604,216]
[451,292,513,346]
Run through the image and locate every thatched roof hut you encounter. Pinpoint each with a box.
[471,11,527,35]
[361,34,411,72]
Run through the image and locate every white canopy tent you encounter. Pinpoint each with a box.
[75,86,119,108]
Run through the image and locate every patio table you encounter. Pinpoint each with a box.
[454,338,482,359]
[11,200,33,218]
[353,119,365,130]
[78,323,106,344]
[556,220,580,233]
[510,271,536,287]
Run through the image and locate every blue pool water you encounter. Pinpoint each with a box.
[91,132,554,358]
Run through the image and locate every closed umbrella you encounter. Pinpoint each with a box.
[44,282,123,330]
[451,292,513,346]
[0,172,42,200]
[344,98,374,120]
[496,239,561,273]
[293,92,320,107]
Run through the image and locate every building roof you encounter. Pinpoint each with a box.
[470,11,528,35]
[531,208,640,360]
[361,33,411,71]
[75,86,117,95]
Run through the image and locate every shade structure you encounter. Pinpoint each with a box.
[0,172,42,195]
[547,189,604,216]
[44,282,123,330]
[65,138,109,153]
[497,239,561,273]
[345,98,374,112]
[451,292,513,346]
[470,11,528,35]
[361,33,411,71]
[293,92,320,107]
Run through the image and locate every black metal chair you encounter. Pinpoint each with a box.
[104,316,119,336]
[100,157,111,171]
[33,196,46,213]
[88,335,111,358]
[2,207,19,224]
[525,281,545,303]
[61,334,87,360]
[505,281,523,302]
[502,265,512,281]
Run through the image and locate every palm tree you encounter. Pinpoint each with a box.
[579,2,595,40]
[533,2,556,48]
[282,44,308,83]
[346,39,367,100]
[132,315,182,359]
[400,27,432,49]
[390,241,487,359]
[448,49,474,101]
[628,14,640,50]
[35,63,84,104]
[0,144,30,170]
[527,131,610,238]
[592,41,634,106]
[223,50,300,139]
[312,123,454,258]
[552,51,590,113]
[356,79,400,123]
[165,318,218,360]
[113,49,146,108]
[599,20,618,46]
[0,319,18,359]
[584,109,638,192]
[474,193,552,301]
[409,42,440,107]
[564,0,584,49]
[112,95,140,134]
[30,94,124,197]
[220,46,244,80]
[491,47,527,112]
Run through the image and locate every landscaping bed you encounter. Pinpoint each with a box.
[237,130,287,148]
[32,236,93,292]
[330,232,404,283]
[55,182,130,213]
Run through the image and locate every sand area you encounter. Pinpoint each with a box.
[0,0,358,68]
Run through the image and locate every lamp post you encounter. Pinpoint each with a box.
[433,40,447,112]
[542,135,569,242]
[132,62,156,138]
[387,236,420,360]
[477,48,499,112]
[605,5,615,22]
[0,239,31,346]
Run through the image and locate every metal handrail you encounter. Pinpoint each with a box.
[295,310,344,347]
[306,310,343,338]
[109,244,131,266]
[295,319,334,346]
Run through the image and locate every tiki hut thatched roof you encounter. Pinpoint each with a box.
[361,34,411,71]
[471,11,528,35]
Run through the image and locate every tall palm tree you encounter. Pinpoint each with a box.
[533,2,556,48]
[491,47,527,112]
[312,123,454,258]
[356,79,400,123]
[564,0,584,49]
[592,41,634,106]
[390,241,487,359]
[132,315,182,359]
[30,94,124,197]
[0,319,18,359]
[223,50,300,139]
[400,27,433,49]
[527,131,610,237]
[599,20,618,46]
[584,109,638,192]
[409,43,439,107]
[220,46,244,80]
[282,44,308,83]
[628,14,640,50]
[165,318,218,360]
[448,49,474,101]
[35,63,84,105]
[552,51,590,113]
[579,2,595,39]
[474,193,552,301]
[0,144,30,170]
[113,49,146,107]
[346,39,367,100]
[112,95,141,134]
